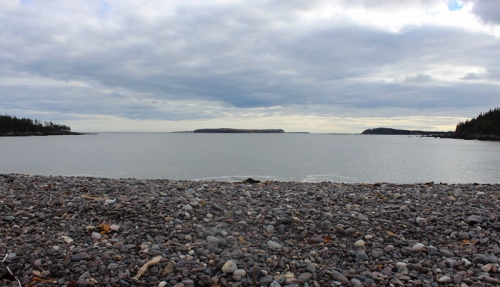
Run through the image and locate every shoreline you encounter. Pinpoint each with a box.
[1,174,499,287]
[0,131,86,137]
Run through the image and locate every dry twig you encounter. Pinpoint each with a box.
[1,254,21,287]
[132,256,162,280]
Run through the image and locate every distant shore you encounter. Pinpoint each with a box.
[433,133,500,141]
[362,127,500,141]
[193,128,285,133]
[0,131,85,137]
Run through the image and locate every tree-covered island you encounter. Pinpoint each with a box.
[0,114,82,136]
[193,128,285,133]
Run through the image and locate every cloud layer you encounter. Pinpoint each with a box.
[2,0,500,132]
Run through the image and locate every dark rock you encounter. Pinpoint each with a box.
[464,215,483,225]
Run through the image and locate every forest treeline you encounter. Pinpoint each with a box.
[455,107,500,138]
[0,114,80,136]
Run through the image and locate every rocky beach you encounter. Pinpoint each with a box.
[1,174,499,287]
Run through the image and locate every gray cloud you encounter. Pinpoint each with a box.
[460,69,500,81]
[1,0,500,130]
[404,74,433,83]
[470,0,500,24]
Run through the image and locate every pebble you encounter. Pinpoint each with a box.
[356,252,369,260]
[440,249,454,257]
[438,276,452,283]
[413,243,425,251]
[321,220,333,229]
[267,240,282,250]
[91,232,101,240]
[298,272,312,282]
[221,260,237,273]
[0,175,499,287]
[233,269,246,277]
[4,215,15,221]
[104,198,116,204]
[464,215,483,224]
[330,270,350,285]
[354,239,365,248]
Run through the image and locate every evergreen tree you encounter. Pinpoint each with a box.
[455,107,500,137]
[0,114,73,135]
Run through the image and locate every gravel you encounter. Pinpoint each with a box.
[0,174,499,287]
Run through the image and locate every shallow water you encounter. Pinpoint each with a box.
[1,133,499,183]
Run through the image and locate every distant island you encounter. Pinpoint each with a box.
[361,127,454,136]
[0,114,82,136]
[193,128,285,133]
[362,107,500,141]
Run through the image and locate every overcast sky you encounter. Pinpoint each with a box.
[2,0,500,133]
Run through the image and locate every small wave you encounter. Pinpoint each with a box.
[65,173,108,178]
[194,175,284,182]
[301,174,357,183]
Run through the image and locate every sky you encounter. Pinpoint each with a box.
[1,0,500,133]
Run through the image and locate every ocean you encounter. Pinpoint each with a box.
[1,133,499,183]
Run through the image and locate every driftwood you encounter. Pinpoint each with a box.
[132,256,162,280]
[82,195,108,201]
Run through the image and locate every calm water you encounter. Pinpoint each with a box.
[1,133,499,183]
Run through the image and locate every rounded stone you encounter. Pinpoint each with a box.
[221,260,237,273]
[321,220,333,230]
[298,272,313,282]
[267,240,282,250]
[464,215,483,224]
[438,276,452,283]
[439,249,454,258]
[353,240,365,248]
[91,232,102,240]
[412,243,425,251]
[182,204,193,211]
[4,215,15,222]
[356,252,369,261]
[104,198,116,204]
[70,253,85,261]
[206,236,219,243]
[233,269,246,277]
